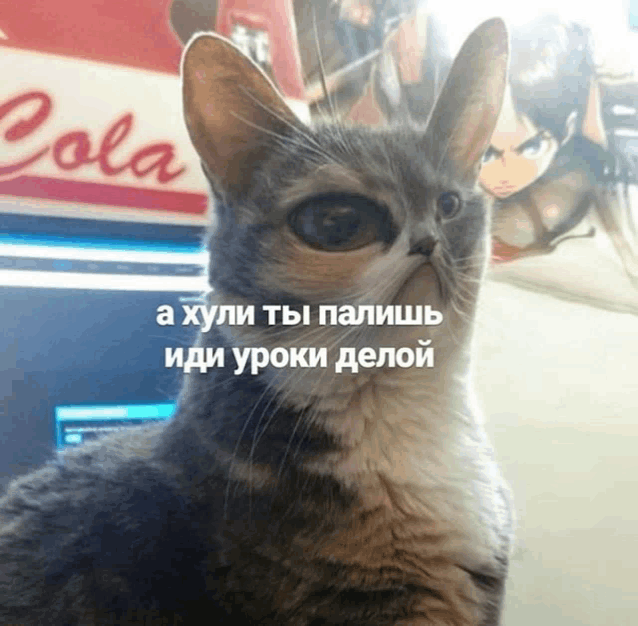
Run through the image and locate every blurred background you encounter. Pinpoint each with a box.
[1,1,637,624]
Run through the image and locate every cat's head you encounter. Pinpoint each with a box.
[181,19,508,400]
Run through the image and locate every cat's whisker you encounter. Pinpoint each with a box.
[311,7,336,121]
[223,365,284,518]
[242,359,334,517]
[261,361,344,510]
[242,367,293,511]
[253,370,308,506]
[271,372,330,496]
[285,376,334,474]
[227,108,341,169]
[176,371,235,404]
[237,86,312,141]
[235,88,350,168]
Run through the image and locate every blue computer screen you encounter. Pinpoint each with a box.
[54,403,176,448]
[0,215,207,488]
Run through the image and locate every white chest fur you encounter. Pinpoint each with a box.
[304,365,512,572]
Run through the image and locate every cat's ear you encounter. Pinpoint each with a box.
[181,33,302,198]
[422,18,509,184]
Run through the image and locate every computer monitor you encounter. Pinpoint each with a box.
[54,403,176,448]
[0,213,208,488]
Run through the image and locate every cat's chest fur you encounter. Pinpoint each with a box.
[284,365,508,573]
[203,359,511,625]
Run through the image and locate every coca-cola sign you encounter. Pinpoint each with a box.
[1,91,185,183]
[0,46,209,222]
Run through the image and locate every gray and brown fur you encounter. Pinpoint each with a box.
[0,18,512,625]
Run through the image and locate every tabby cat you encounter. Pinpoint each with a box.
[0,17,512,625]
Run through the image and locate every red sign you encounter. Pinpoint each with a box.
[0,0,209,223]
[1,91,184,184]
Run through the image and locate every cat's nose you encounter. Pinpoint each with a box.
[408,236,438,258]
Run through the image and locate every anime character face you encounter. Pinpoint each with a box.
[479,116,559,198]
[479,86,560,198]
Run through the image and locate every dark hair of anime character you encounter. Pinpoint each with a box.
[509,14,638,185]
[509,16,595,143]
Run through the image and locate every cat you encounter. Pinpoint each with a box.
[0,17,512,625]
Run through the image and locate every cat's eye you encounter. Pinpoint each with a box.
[287,193,395,251]
[436,192,462,219]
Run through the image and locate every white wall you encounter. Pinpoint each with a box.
[474,277,638,625]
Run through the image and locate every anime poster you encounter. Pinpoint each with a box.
[0,1,637,624]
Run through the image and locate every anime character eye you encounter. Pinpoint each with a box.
[519,133,549,159]
[288,193,396,251]
[482,146,501,164]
